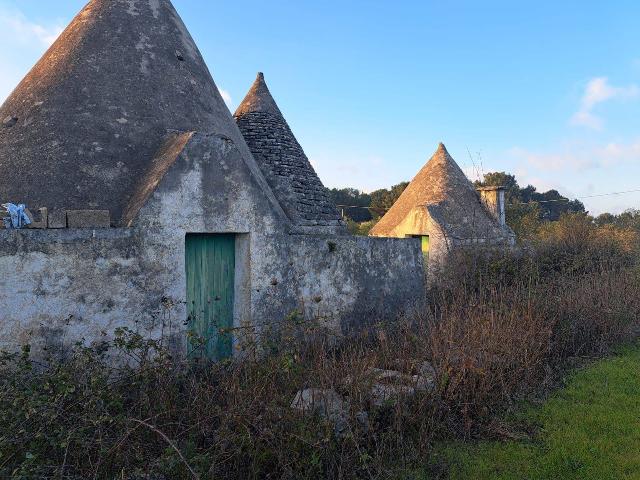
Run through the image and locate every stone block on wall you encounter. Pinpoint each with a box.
[47,210,67,229]
[66,210,111,228]
[26,207,48,229]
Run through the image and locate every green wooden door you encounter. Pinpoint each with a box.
[185,233,235,360]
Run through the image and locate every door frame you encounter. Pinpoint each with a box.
[182,232,252,360]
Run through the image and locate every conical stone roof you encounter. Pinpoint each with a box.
[370,143,506,239]
[234,73,345,230]
[0,0,259,224]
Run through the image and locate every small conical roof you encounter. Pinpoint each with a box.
[234,73,344,230]
[0,0,247,223]
[234,73,282,117]
[370,143,504,239]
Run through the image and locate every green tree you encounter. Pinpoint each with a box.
[616,209,640,231]
[595,209,640,232]
[595,212,617,227]
[475,172,586,234]
[327,188,372,222]
[505,202,543,240]
[475,172,521,204]
[528,189,585,221]
[369,182,409,218]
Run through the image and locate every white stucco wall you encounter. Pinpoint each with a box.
[0,134,425,355]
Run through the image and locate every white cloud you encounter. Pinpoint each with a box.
[570,77,639,130]
[218,88,233,109]
[502,140,640,215]
[0,9,63,47]
[570,110,602,130]
[509,146,596,171]
[0,7,63,102]
[508,140,640,172]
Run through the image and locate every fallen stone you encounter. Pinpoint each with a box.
[414,361,437,392]
[66,210,110,228]
[370,368,404,381]
[370,383,416,407]
[419,361,437,379]
[345,368,405,385]
[291,388,349,436]
[344,365,435,408]
[355,410,370,433]
[291,388,347,417]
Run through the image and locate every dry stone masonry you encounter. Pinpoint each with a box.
[235,73,345,231]
[0,0,515,362]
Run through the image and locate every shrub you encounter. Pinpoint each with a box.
[1,224,639,478]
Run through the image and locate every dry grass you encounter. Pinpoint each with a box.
[1,216,639,479]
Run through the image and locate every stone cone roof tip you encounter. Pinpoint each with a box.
[234,73,345,230]
[0,0,248,224]
[437,142,448,154]
[370,142,506,239]
[234,72,282,117]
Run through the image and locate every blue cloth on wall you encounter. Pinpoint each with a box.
[2,203,32,229]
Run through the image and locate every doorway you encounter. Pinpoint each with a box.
[185,233,236,360]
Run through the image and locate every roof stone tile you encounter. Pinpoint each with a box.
[234,73,345,230]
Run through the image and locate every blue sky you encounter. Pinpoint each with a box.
[1,0,639,214]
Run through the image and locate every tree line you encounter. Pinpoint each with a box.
[329,171,638,237]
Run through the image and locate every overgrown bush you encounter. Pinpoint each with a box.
[1,219,639,479]
[346,218,379,236]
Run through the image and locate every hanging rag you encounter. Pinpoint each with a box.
[1,203,32,229]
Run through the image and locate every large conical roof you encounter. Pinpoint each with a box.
[234,73,345,230]
[370,143,505,239]
[0,0,256,224]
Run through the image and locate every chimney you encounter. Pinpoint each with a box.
[477,186,506,227]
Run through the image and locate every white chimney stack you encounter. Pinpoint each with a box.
[477,186,506,227]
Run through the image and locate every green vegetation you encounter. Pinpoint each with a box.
[1,218,638,478]
[369,182,409,215]
[329,182,409,225]
[433,343,640,480]
[328,182,408,233]
[330,171,594,237]
[596,208,640,231]
[475,171,585,221]
[327,187,372,222]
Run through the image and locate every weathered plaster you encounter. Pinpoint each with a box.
[0,0,426,357]
[0,134,425,355]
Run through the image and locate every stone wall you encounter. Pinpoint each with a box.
[0,133,425,355]
[0,228,149,352]
[0,231,424,355]
[251,234,425,336]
